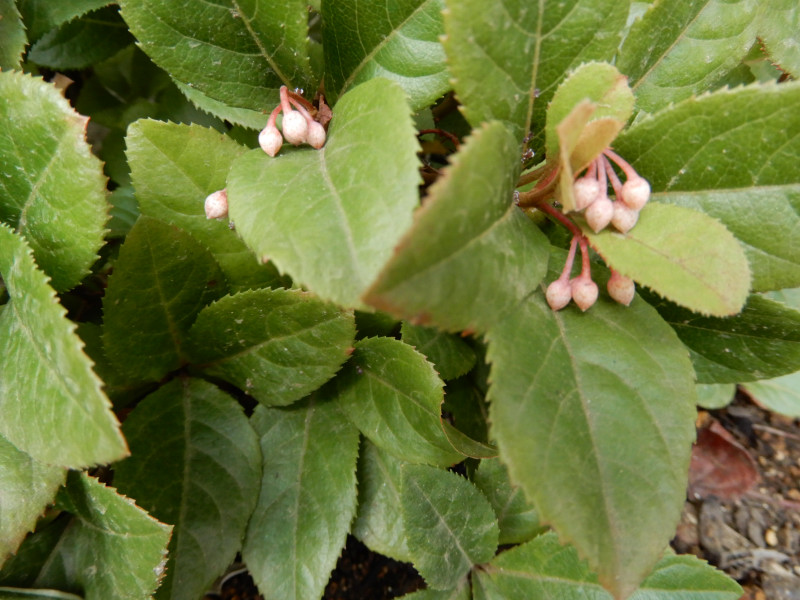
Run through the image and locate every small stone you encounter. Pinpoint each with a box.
[765,528,779,547]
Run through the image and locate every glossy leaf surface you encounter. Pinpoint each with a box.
[103,216,227,383]
[323,0,449,111]
[16,0,109,41]
[0,0,26,69]
[228,78,420,307]
[0,224,127,468]
[243,398,360,600]
[486,285,696,598]
[402,464,498,590]
[365,121,549,332]
[187,288,355,406]
[0,70,107,291]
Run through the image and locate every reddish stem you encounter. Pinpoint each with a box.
[602,155,623,199]
[266,104,282,128]
[534,200,583,238]
[418,128,461,150]
[578,235,592,278]
[279,86,292,114]
[559,235,580,281]
[603,148,637,179]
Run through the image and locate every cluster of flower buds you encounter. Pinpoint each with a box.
[572,149,650,234]
[258,86,327,157]
[545,236,636,312]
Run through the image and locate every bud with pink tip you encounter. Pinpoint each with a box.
[585,195,614,233]
[607,270,635,306]
[571,275,598,311]
[573,177,601,211]
[204,189,228,219]
[306,121,327,149]
[546,278,572,311]
[620,175,650,210]
[281,110,308,145]
[259,124,283,157]
[611,201,639,233]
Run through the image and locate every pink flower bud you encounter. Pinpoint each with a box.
[281,110,308,145]
[573,177,601,211]
[258,124,283,157]
[204,189,228,220]
[607,271,635,306]
[620,176,650,210]
[585,195,614,233]
[611,201,639,233]
[571,276,599,312]
[306,121,327,149]
[546,278,572,311]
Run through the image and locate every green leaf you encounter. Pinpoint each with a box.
[113,378,262,600]
[102,216,227,383]
[0,589,83,600]
[118,0,312,128]
[126,120,283,291]
[16,0,109,41]
[243,397,360,600]
[758,0,800,76]
[648,293,800,383]
[0,0,26,70]
[0,435,66,563]
[365,121,549,333]
[443,0,630,142]
[33,472,171,600]
[400,323,476,380]
[585,203,751,316]
[28,6,134,70]
[228,78,420,308]
[0,517,70,588]
[742,371,800,418]
[331,337,463,467]
[352,440,412,562]
[473,458,543,546]
[0,70,108,292]
[655,186,800,292]
[323,0,449,111]
[486,281,697,599]
[617,0,759,114]
[396,582,470,600]
[630,553,742,600]
[187,288,355,407]
[402,464,498,590]
[696,383,736,410]
[0,224,127,468]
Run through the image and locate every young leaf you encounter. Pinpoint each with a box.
[0,70,107,292]
[0,435,66,564]
[187,288,355,407]
[0,224,127,468]
[473,458,543,546]
[103,216,227,384]
[113,378,262,600]
[0,0,26,70]
[486,283,697,599]
[243,397,360,600]
[631,553,742,599]
[323,0,449,111]
[400,322,476,380]
[617,0,759,113]
[15,0,110,41]
[442,0,629,142]
[365,121,550,333]
[126,120,283,291]
[352,440,412,563]
[758,0,800,76]
[742,371,800,418]
[655,185,800,292]
[696,383,736,410]
[228,78,420,308]
[32,472,171,600]
[396,581,470,600]
[118,0,312,128]
[330,337,463,467]
[402,464,498,589]
[27,6,134,70]
[585,203,751,316]
[648,293,800,384]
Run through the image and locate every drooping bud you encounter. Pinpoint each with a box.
[573,177,601,211]
[258,124,283,157]
[585,195,614,233]
[546,278,572,311]
[607,271,635,306]
[306,121,327,149]
[571,276,599,312]
[620,175,650,210]
[611,201,639,233]
[281,110,308,145]
[204,189,228,219]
